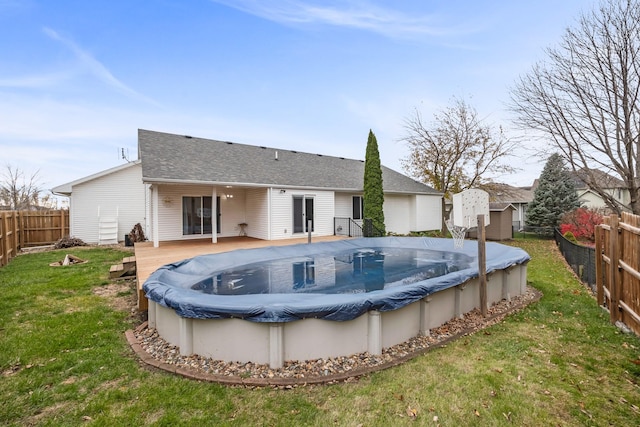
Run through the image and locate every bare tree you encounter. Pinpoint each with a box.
[510,0,640,215]
[0,165,43,210]
[400,97,516,228]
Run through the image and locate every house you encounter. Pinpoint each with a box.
[53,129,442,246]
[569,169,631,212]
[528,168,631,214]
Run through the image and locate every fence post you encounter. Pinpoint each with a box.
[60,209,66,240]
[608,215,620,323]
[2,212,10,266]
[0,212,5,267]
[595,224,603,306]
[13,211,20,251]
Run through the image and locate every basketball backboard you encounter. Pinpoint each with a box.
[450,189,490,228]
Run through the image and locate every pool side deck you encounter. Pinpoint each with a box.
[134,235,348,310]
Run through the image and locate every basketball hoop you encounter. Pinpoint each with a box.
[445,219,467,249]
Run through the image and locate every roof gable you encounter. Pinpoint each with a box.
[52,161,141,195]
[138,129,439,194]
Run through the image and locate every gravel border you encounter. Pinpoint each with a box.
[125,286,542,387]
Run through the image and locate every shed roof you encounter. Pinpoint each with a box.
[138,129,439,195]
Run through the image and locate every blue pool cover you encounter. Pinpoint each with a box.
[143,237,530,322]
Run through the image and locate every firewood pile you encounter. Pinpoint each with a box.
[54,236,87,249]
[128,223,146,243]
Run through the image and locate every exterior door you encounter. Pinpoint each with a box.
[293,196,314,233]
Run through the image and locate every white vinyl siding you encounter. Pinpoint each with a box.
[384,195,412,234]
[270,189,335,240]
[69,163,145,244]
[244,188,269,240]
[383,194,442,234]
[412,194,442,231]
[334,193,353,218]
[218,190,247,237]
[155,185,214,241]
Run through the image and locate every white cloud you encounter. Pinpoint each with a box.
[0,71,77,89]
[42,27,160,106]
[209,0,481,39]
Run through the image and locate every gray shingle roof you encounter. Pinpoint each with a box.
[138,129,439,195]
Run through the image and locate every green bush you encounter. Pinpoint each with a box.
[563,230,578,244]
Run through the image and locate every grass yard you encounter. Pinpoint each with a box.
[0,239,639,426]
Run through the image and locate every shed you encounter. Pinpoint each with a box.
[468,203,516,241]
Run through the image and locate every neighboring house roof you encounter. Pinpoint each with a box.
[485,183,533,204]
[569,168,625,190]
[138,129,440,195]
[51,161,141,196]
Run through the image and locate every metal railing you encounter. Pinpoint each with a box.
[334,217,385,238]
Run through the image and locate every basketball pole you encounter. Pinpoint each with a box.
[477,214,488,317]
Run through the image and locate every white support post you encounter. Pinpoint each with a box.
[419,297,432,336]
[520,262,528,295]
[148,300,157,329]
[211,188,218,244]
[503,267,512,302]
[178,317,193,356]
[455,284,466,319]
[367,310,382,355]
[152,187,160,247]
[478,214,488,317]
[269,323,284,369]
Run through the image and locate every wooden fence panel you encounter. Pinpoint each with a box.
[619,212,640,334]
[0,210,69,268]
[0,211,20,267]
[597,212,640,336]
[20,210,69,247]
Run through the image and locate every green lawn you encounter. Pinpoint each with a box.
[0,239,639,426]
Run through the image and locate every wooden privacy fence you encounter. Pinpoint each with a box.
[595,212,640,335]
[0,210,69,267]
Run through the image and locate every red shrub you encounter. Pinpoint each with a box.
[560,208,603,242]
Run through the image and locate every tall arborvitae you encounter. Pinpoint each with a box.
[526,153,581,228]
[363,130,385,234]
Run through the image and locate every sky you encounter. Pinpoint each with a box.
[1,0,597,196]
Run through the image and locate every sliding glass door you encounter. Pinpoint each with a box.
[182,196,214,235]
[293,195,314,233]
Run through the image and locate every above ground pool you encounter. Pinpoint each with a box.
[144,237,530,368]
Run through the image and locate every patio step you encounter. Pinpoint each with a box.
[109,256,136,279]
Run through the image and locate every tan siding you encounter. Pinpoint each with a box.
[70,164,145,244]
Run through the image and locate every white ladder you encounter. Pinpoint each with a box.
[98,206,119,245]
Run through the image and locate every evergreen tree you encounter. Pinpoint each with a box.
[526,153,581,228]
[363,130,385,235]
